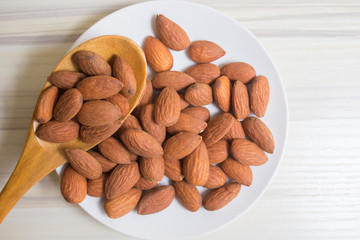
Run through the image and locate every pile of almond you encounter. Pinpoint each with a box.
[36,14,274,218]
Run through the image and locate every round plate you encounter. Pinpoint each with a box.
[55,1,288,239]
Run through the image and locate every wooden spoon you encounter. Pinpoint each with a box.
[0,35,147,223]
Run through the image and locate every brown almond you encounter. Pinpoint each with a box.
[203,183,241,211]
[164,158,183,181]
[134,79,153,116]
[112,55,137,97]
[189,40,225,63]
[35,86,58,124]
[220,62,255,83]
[73,51,111,76]
[201,113,234,147]
[184,83,213,106]
[249,75,270,117]
[181,106,210,122]
[47,71,86,89]
[232,80,250,120]
[77,75,123,100]
[87,150,116,173]
[135,177,159,190]
[230,139,268,166]
[105,93,130,117]
[144,36,173,72]
[87,174,108,197]
[139,157,165,182]
[105,162,140,199]
[167,113,207,135]
[53,88,83,121]
[154,87,181,127]
[105,188,142,218]
[222,158,253,186]
[65,148,102,180]
[77,100,121,127]
[213,76,231,112]
[152,71,195,90]
[173,180,202,212]
[80,119,122,144]
[138,185,175,215]
[207,139,229,164]
[178,93,189,110]
[184,63,220,84]
[98,137,132,164]
[163,132,202,160]
[118,115,142,135]
[36,120,79,143]
[242,117,274,153]
[223,118,245,140]
[203,165,227,189]
[156,14,190,51]
[61,165,87,204]
[139,104,166,144]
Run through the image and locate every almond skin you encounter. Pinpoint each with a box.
[173,180,202,212]
[184,83,213,106]
[139,156,165,181]
[183,141,210,186]
[87,174,108,197]
[139,104,166,143]
[201,113,234,147]
[73,51,111,76]
[167,113,207,135]
[118,115,142,135]
[242,117,275,153]
[156,14,190,51]
[47,71,86,89]
[203,183,241,211]
[164,158,183,181]
[61,165,87,204]
[135,177,159,190]
[87,150,116,173]
[223,118,245,140]
[184,63,220,85]
[80,119,122,144]
[144,36,173,72]
[181,106,210,122]
[105,93,130,117]
[65,148,102,180]
[189,40,225,63]
[98,137,132,164]
[36,120,79,143]
[105,162,141,199]
[232,80,250,120]
[35,86,58,124]
[77,75,123,100]
[220,62,256,83]
[53,88,83,121]
[138,185,175,215]
[120,129,163,157]
[112,55,137,97]
[77,100,122,127]
[178,93,189,110]
[163,132,202,160]
[207,139,229,164]
[230,139,268,166]
[154,87,181,127]
[152,71,195,91]
[249,75,270,117]
[203,165,227,189]
[105,188,142,219]
[134,79,153,116]
[213,76,231,112]
[222,158,253,186]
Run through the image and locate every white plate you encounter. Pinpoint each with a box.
[55,1,288,239]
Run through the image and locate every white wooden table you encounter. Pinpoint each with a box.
[1,0,359,239]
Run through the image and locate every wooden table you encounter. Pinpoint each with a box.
[1,0,359,239]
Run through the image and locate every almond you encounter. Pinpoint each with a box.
[134,78,153,116]
[184,83,213,106]
[87,150,116,173]
[203,165,227,189]
[156,14,190,51]
[249,75,270,117]
[207,139,229,164]
[120,129,163,157]
[98,137,132,164]
[183,141,210,186]
[223,118,245,140]
[87,174,108,197]
[118,115,142,135]
[163,132,202,160]
[53,88,83,121]
[181,106,210,122]
[112,55,137,97]
[173,180,202,212]
[35,86,58,124]
[47,71,86,89]
[230,139,268,166]
[80,119,122,144]
[184,63,220,84]
[105,162,140,199]
[138,185,175,215]
[154,87,181,126]
[139,157,164,181]
[139,104,166,143]
[203,183,241,211]
[144,36,173,72]
[135,177,159,190]
[77,100,121,127]
[73,51,111,76]
[61,165,87,204]
[105,93,130,117]
[213,76,231,112]
[65,148,102,180]
[36,120,79,143]
[167,113,207,134]
[220,62,255,83]
[105,188,142,218]
[222,158,253,186]
[76,75,123,100]
[152,71,195,91]
[189,40,225,63]
[178,93,189,110]
[164,158,183,181]
[201,113,234,147]
[232,80,250,120]
[242,117,274,153]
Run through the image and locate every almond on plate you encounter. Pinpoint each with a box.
[203,165,227,189]
[137,185,175,215]
[112,55,137,97]
[73,50,111,76]
[61,165,87,204]
[181,106,210,122]
[220,62,256,83]
[232,80,250,121]
[230,138,268,166]
[139,156,165,182]
[135,177,159,190]
[222,158,253,186]
[98,137,132,164]
[152,71,195,91]
[87,150,116,173]
[154,87,181,127]
[223,118,245,140]
[201,113,234,147]
[105,188,142,219]
[174,180,202,212]
[163,132,202,160]
[139,104,166,144]
[144,36,173,72]
[249,75,270,117]
[65,148,102,180]
[184,63,220,85]
[34,86,58,124]
[207,139,229,164]
[213,76,231,112]
[184,83,213,106]
[87,174,108,197]
[118,115,142,134]
[164,158,183,182]
[167,113,207,135]
[203,183,241,211]
[188,40,225,63]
